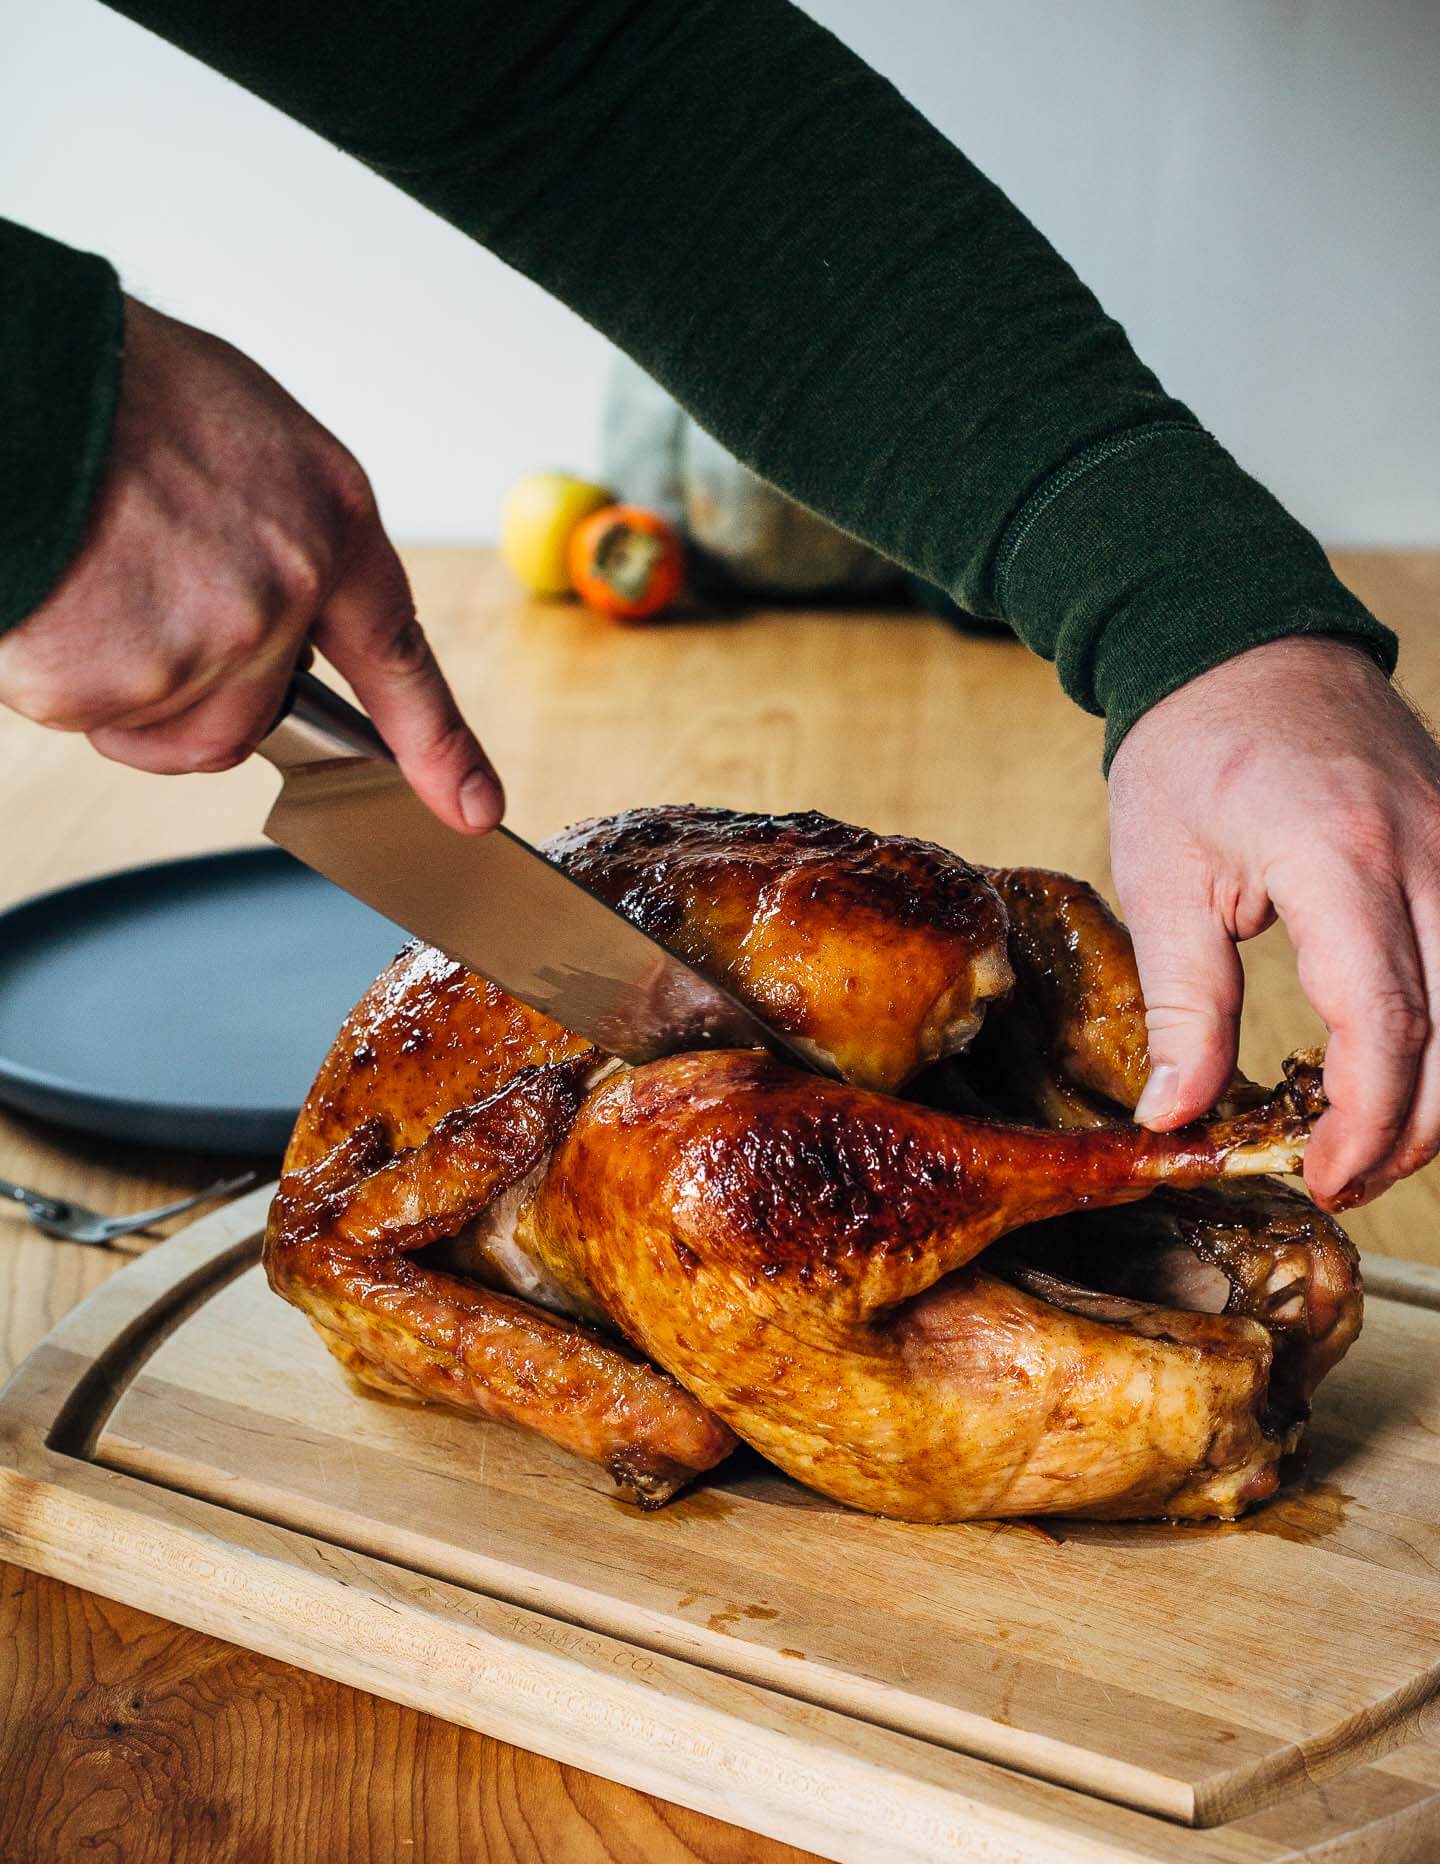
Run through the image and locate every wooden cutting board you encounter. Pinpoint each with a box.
[5,1187,1440,1862]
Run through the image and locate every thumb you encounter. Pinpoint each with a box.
[1122,882,1246,1130]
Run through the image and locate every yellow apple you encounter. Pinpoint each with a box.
[500,470,614,598]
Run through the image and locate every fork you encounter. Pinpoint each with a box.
[0,1172,258,1248]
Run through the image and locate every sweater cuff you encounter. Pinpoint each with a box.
[0,219,124,636]
[992,424,1398,770]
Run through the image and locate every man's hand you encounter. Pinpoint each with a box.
[1109,634,1440,1209]
[0,297,502,833]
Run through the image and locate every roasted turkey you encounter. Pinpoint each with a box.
[266,806,1359,1523]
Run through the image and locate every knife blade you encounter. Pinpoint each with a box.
[256,673,820,1071]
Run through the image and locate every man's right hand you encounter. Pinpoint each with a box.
[1110,635,1440,1211]
[0,296,502,833]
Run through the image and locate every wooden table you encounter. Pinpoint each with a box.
[2,548,1437,1860]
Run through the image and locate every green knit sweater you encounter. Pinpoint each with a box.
[1,0,1395,765]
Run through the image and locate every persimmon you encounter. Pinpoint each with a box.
[568,505,684,620]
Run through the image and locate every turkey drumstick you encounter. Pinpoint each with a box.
[528,1047,1325,1326]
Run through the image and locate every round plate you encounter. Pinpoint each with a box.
[0,847,408,1155]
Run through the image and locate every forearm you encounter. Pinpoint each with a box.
[0,219,123,634]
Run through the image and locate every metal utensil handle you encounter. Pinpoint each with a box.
[257,671,391,772]
[92,1171,260,1239]
[0,1177,70,1224]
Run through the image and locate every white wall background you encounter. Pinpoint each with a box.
[3,0,1436,547]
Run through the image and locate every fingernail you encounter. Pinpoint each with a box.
[1134,1063,1180,1126]
[1328,1176,1370,1212]
[459,770,501,832]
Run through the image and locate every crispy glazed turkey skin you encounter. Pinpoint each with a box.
[548,807,1013,1092]
[265,805,1358,1521]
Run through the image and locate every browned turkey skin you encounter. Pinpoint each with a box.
[547,807,1014,1091]
[265,808,1359,1521]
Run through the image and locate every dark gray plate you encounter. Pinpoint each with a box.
[0,847,408,1154]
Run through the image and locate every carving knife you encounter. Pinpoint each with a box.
[256,672,819,1070]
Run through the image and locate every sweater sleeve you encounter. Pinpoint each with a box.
[36,1,1397,762]
[0,218,124,635]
